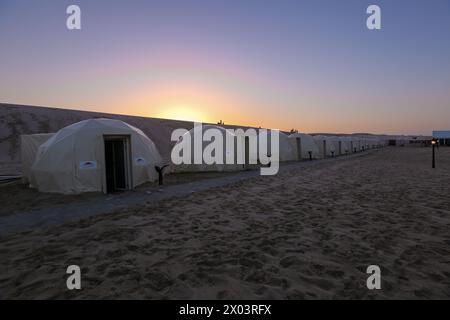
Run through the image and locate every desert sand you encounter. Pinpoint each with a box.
[0,147,449,299]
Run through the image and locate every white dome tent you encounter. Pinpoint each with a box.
[275,131,297,162]
[351,137,362,153]
[327,136,346,156]
[362,139,370,151]
[241,129,297,163]
[288,133,320,160]
[171,125,245,173]
[170,125,297,172]
[337,137,352,155]
[29,118,163,194]
[313,135,337,158]
[350,137,364,152]
[370,138,381,149]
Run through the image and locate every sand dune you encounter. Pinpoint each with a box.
[0,148,449,299]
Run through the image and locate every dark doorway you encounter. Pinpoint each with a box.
[244,136,250,169]
[296,138,302,161]
[104,136,131,193]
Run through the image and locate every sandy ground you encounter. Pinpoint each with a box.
[0,171,232,217]
[0,147,449,299]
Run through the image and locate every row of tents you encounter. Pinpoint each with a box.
[21,118,386,194]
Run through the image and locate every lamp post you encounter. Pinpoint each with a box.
[431,139,436,169]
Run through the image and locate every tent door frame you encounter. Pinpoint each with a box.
[103,135,132,193]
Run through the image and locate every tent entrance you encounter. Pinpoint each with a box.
[295,138,302,161]
[104,135,131,193]
[244,136,250,169]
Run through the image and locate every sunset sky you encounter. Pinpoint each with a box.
[0,0,449,135]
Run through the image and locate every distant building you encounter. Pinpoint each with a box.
[433,131,450,146]
[387,135,431,147]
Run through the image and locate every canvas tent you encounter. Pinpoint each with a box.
[21,133,54,184]
[370,138,382,149]
[288,133,320,160]
[171,125,245,173]
[336,137,352,155]
[313,135,337,158]
[351,137,363,151]
[235,129,296,164]
[241,129,297,163]
[348,137,360,152]
[170,125,297,172]
[326,136,347,156]
[362,139,370,151]
[29,118,162,194]
[275,131,297,162]
[360,139,367,150]
[322,136,354,156]
[241,129,296,163]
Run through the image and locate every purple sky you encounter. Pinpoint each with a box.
[1,0,449,135]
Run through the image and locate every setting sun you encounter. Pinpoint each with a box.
[156,104,209,123]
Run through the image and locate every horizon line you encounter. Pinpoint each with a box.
[0,101,434,137]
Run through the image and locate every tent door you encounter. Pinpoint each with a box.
[296,138,302,161]
[244,136,250,169]
[104,136,131,193]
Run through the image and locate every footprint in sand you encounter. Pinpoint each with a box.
[279,256,304,268]
[145,272,173,291]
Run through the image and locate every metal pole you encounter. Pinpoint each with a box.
[432,143,436,169]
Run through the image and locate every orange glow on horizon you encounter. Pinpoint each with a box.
[155,104,210,123]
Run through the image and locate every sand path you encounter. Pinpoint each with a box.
[0,148,449,299]
[0,152,371,237]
